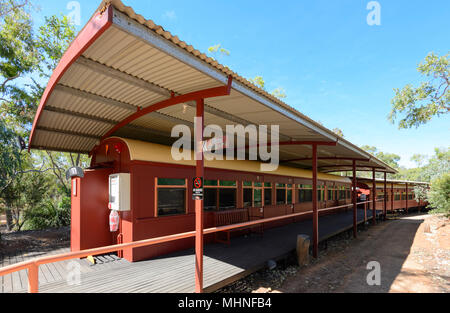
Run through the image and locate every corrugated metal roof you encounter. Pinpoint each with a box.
[29,0,397,174]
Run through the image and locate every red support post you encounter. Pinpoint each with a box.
[352,160,357,238]
[312,144,319,258]
[364,201,367,223]
[372,168,376,225]
[405,183,408,214]
[195,99,204,293]
[391,183,394,212]
[383,172,387,220]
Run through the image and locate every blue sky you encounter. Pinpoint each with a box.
[33,0,449,168]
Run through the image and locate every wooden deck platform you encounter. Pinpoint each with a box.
[1,208,378,293]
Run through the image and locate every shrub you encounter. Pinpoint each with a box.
[427,173,450,217]
[24,197,71,230]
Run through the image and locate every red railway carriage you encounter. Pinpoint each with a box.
[73,137,356,262]
[356,178,428,213]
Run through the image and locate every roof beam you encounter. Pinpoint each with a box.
[43,106,176,139]
[319,165,385,169]
[101,77,233,140]
[77,56,171,97]
[55,84,136,111]
[35,126,102,141]
[44,106,117,125]
[55,84,195,128]
[281,157,370,163]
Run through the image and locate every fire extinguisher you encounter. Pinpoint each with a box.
[109,210,120,232]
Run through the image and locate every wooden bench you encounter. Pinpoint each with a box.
[213,208,264,245]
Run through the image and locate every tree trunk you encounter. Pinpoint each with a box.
[5,209,13,231]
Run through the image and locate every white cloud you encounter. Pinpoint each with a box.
[162,10,177,20]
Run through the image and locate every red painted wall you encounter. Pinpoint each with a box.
[71,168,113,251]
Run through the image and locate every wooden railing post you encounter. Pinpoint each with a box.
[364,201,367,224]
[28,263,39,293]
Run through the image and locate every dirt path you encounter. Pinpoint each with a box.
[278,213,449,293]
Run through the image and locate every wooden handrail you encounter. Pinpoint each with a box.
[0,201,382,293]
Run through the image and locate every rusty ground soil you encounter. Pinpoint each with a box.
[0,226,70,256]
[219,213,449,293]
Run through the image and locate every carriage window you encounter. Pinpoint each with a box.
[157,178,186,186]
[338,186,346,200]
[298,184,313,203]
[220,180,237,187]
[276,183,286,204]
[156,178,187,216]
[287,184,293,204]
[317,186,324,202]
[395,193,401,200]
[204,188,217,211]
[264,183,272,205]
[219,180,237,210]
[254,183,263,207]
[254,189,263,207]
[328,187,334,201]
[204,180,218,211]
[243,182,253,208]
[219,189,236,210]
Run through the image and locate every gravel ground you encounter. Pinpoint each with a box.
[219,228,357,293]
[0,226,70,256]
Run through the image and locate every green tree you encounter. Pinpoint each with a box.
[1,166,53,231]
[332,128,344,138]
[0,119,23,230]
[389,52,449,129]
[248,76,287,100]
[427,173,450,216]
[360,145,401,170]
[0,1,82,233]
[207,43,230,57]
[207,44,288,100]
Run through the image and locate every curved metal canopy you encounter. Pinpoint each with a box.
[29,0,397,174]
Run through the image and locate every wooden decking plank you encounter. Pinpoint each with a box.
[15,251,29,291]
[67,257,196,293]
[9,254,23,291]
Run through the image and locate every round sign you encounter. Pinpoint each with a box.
[194,177,202,189]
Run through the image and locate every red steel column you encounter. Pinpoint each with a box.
[405,183,408,214]
[312,144,319,258]
[372,168,376,225]
[383,172,387,220]
[391,183,394,212]
[352,160,357,238]
[195,99,204,293]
